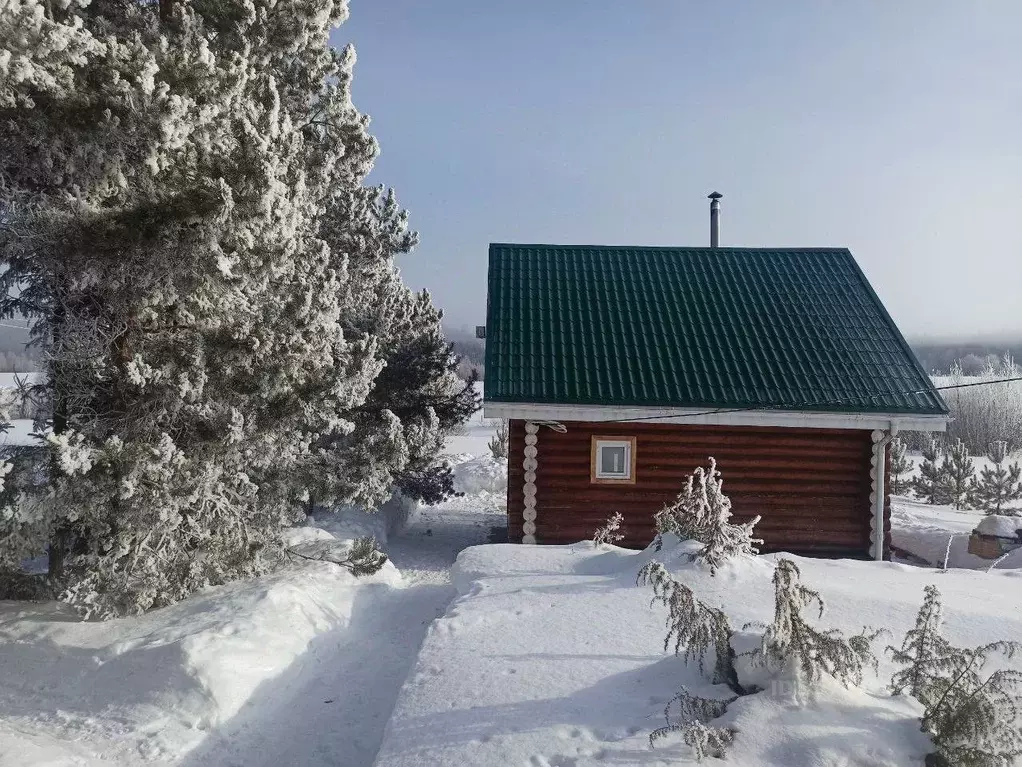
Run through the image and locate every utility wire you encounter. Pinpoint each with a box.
[561,375,1022,425]
[934,376,1022,391]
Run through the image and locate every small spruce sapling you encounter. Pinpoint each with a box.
[888,585,1022,767]
[487,420,509,461]
[744,559,882,695]
[637,561,739,690]
[971,441,1022,515]
[889,437,914,495]
[650,689,737,760]
[593,512,625,547]
[940,438,977,510]
[888,585,947,700]
[652,458,762,573]
[913,438,951,505]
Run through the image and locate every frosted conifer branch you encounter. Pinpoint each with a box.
[650,688,737,760]
[592,511,624,547]
[637,560,738,688]
[888,585,1022,767]
[743,559,883,693]
[652,457,761,573]
[287,536,388,578]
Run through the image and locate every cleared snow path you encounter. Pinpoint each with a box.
[184,499,502,767]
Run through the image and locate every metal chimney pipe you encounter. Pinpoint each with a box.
[708,191,722,248]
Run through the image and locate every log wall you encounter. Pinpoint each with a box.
[507,420,891,558]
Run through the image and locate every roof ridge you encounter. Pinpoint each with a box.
[488,243,851,253]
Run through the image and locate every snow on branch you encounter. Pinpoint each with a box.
[741,559,883,696]
[888,585,1022,767]
[637,560,738,689]
[592,511,624,548]
[650,688,737,760]
[652,457,761,573]
[287,536,388,578]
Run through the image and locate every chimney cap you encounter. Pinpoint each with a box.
[707,191,723,200]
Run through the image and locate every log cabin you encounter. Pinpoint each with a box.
[482,208,948,559]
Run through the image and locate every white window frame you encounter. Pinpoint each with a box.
[591,436,636,484]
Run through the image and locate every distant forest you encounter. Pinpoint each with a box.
[447,327,485,380]
[0,323,37,373]
[909,340,1022,375]
[447,326,1022,381]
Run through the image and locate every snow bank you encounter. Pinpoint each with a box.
[452,453,507,496]
[0,530,401,765]
[375,539,1022,767]
[976,514,1022,539]
[723,674,929,767]
[309,490,418,544]
[892,497,1022,568]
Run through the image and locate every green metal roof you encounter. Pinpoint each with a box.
[484,244,947,415]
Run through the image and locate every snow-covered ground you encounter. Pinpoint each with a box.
[890,496,1022,569]
[374,538,1022,767]
[4,397,1021,766]
[183,497,501,767]
[0,419,40,447]
[1,532,405,766]
[888,449,1022,569]
[0,402,507,767]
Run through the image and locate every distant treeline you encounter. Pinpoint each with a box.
[909,341,1022,375]
[447,327,486,380]
[0,324,38,372]
[445,327,1022,382]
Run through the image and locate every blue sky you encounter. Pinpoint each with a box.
[333,1,1021,340]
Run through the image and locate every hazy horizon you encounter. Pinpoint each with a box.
[334,2,1021,340]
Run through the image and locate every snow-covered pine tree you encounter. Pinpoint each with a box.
[971,441,1022,515]
[939,438,977,510]
[652,458,761,573]
[913,437,950,505]
[889,436,913,495]
[0,0,407,616]
[299,186,479,513]
[745,559,882,695]
[363,292,479,505]
[888,585,1022,767]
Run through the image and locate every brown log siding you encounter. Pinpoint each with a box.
[507,420,890,558]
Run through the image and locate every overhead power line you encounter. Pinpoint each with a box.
[572,375,1022,425]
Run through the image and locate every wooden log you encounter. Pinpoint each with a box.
[506,419,885,557]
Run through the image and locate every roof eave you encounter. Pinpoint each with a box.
[482,401,949,433]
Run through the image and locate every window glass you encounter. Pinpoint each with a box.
[600,446,627,476]
[593,438,634,481]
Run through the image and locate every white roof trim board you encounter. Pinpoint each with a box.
[483,402,949,432]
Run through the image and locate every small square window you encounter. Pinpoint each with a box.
[591,437,636,483]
